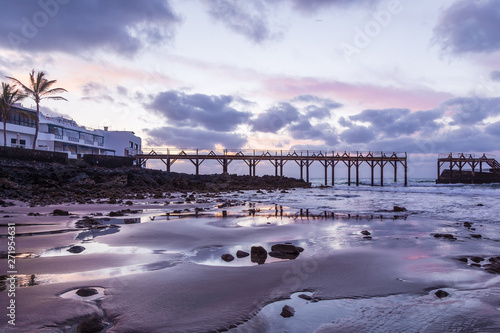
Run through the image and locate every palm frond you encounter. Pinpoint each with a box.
[6,76,33,95]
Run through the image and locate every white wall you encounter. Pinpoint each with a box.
[103,131,142,156]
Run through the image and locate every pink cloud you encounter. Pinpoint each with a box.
[261,76,454,110]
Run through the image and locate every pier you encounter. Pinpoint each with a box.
[437,153,500,184]
[136,149,408,186]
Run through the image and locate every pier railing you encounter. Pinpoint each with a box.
[437,152,500,183]
[136,148,408,187]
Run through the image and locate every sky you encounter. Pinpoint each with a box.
[1,0,500,178]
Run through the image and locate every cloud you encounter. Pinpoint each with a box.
[147,90,251,132]
[145,126,247,148]
[204,0,281,43]
[441,97,500,125]
[80,81,115,103]
[434,0,500,54]
[349,108,442,137]
[262,76,453,110]
[340,125,375,144]
[491,70,500,82]
[485,121,500,137]
[289,120,324,140]
[291,94,342,119]
[250,102,299,133]
[0,0,181,55]
[287,0,381,14]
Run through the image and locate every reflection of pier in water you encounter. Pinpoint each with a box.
[136,148,408,186]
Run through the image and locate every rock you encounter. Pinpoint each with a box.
[470,234,482,239]
[280,305,295,318]
[52,209,69,216]
[433,233,457,240]
[271,244,300,255]
[393,206,407,212]
[458,257,468,263]
[76,287,98,297]
[484,262,500,274]
[67,245,85,253]
[251,246,267,265]
[221,254,235,262]
[361,230,371,236]
[463,222,472,228]
[76,315,107,333]
[435,290,449,298]
[296,247,304,253]
[236,250,249,258]
[477,203,484,206]
[298,294,313,301]
[109,210,125,217]
[470,256,484,263]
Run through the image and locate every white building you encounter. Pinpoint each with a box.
[0,104,141,158]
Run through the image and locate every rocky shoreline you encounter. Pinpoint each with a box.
[0,158,309,205]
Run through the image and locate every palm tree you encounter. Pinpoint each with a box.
[7,70,67,149]
[0,83,27,147]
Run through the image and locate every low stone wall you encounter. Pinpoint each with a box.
[0,146,68,164]
[82,154,135,168]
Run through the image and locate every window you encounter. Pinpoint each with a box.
[20,139,26,145]
[11,138,16,144]
[129,141,134,148]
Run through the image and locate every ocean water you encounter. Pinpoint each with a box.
[233,177,500,224]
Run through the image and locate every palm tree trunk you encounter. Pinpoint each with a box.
[3,119,6,147]
[32,102,39,149]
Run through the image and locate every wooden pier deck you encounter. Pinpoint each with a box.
[136,149,408,186]
[437,153,500,184]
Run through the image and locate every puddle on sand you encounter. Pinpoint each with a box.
[60,287,106,301]
[188,242,309,267]
[40,242,159,257]
[230,287,500,333]
[5,260,179,288]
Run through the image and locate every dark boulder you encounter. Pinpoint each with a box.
[298,294,313,301]
[271,244,300,255]
[236,250,249,258]
[221,254,235,262]
[280,305,295,318]
[433,233,457,240]
[76,287,98,297]
[435,290,449,298]
[470,256,484,263]
[52,209,69,216]
[470,234,482,239]
[67,245,85,253]
[251,246,267,265]
[361,230,371,236]
[109,210,125,217]
[393,206,407,212]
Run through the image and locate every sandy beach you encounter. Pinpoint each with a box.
[1,186,500,332]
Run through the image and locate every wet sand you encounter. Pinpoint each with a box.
[1,190,500,332]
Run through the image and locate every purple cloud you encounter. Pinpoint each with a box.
[0,0,181,55]
[434,0,500,54]
[250,102,299,133]
[145,126,247,149]
[147,90,251,132]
